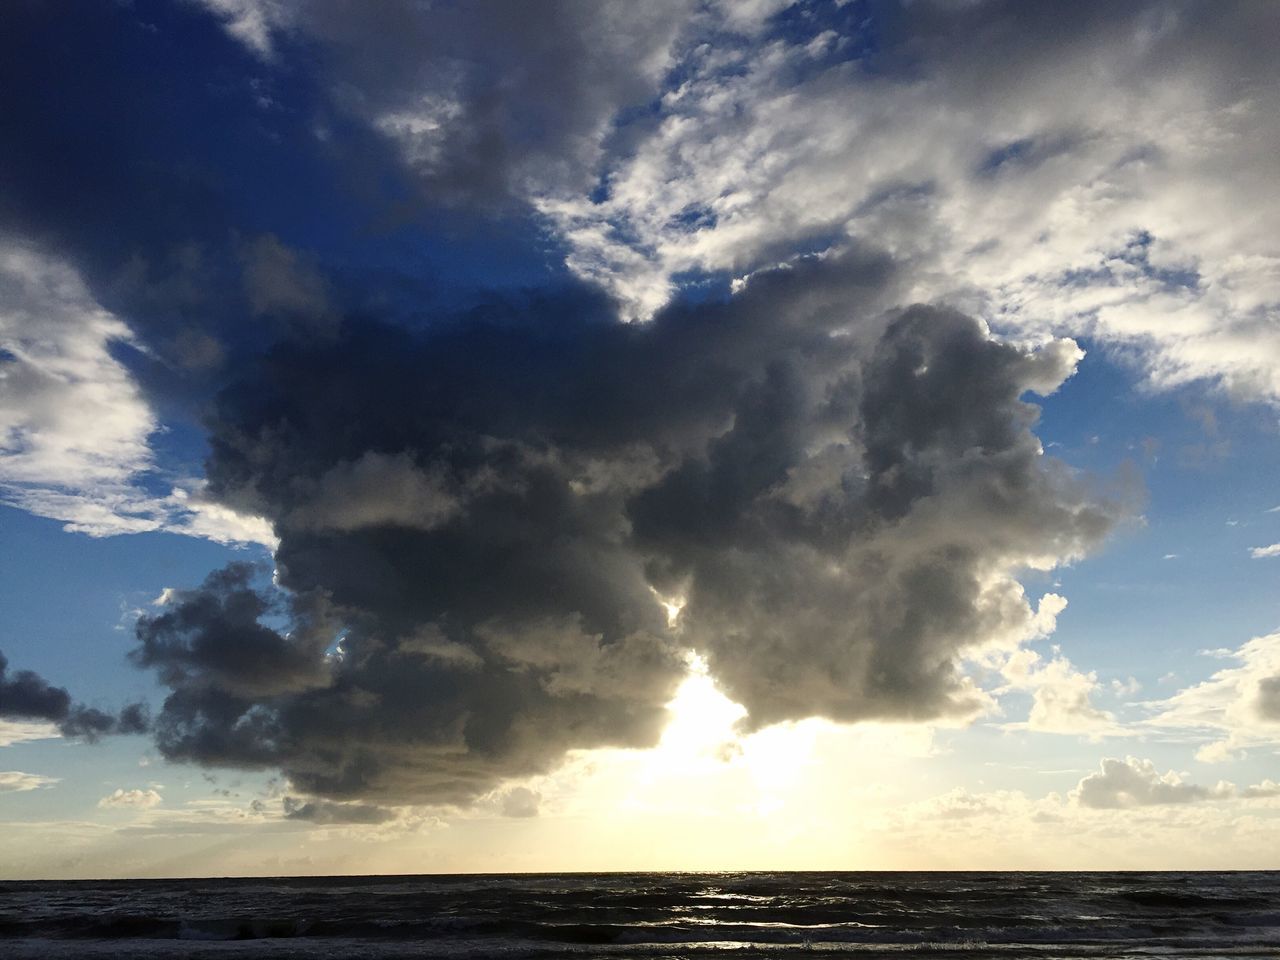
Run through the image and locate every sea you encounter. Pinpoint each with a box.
[0,871,1277,958]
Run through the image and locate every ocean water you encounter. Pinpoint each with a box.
[0,871,1277,958]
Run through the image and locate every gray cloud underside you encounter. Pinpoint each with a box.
[281,796,397,825]
[1255,676,1280,722]
[132,254,1128,803]
[1073,757,1280,810]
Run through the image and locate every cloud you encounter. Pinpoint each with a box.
[194,0,701,206]
[192,0,287,57]
[0,650,72,723]
[1255,676,1280,721]
[998,643,1119,738]
[497,786,541,819]
[281,796,398,825]
[1249,543,1280,559]
[985,592,1118,737]
[525,2,1280,397]
[98,788,163,809]
[0,237,275,545]
[239,234,336,336]
[1144,630,1280,762]
[912,788,1012,821]
[1071,757,1280,810]
[876,780,1280,869]
[1241,779,1280,800]
[0,771,59,793]
[0,720,59,747]
[131,563,339,702]
[9,0,1223,816]
[0,650,149,741]
[0,238,156,532]
[283,452,462,534]
[123,258,1128,803]
[1072,757,1231,809]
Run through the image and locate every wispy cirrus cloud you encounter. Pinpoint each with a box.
[0,771,59,793]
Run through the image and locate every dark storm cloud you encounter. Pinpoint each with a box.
[132,563,338,700]
[635,304,1116,728]
[127,250,1128,804]
[0,651,149,741]
[0,651,71,722]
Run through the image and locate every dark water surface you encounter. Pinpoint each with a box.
[1,871,1277,958]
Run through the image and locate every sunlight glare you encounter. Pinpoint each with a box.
[659,653,746,755]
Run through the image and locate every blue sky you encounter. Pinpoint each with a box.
[2,0,1279,875]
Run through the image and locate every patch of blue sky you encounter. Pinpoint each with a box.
[0,506,263,704]
[1,731,281,826]
[665,267,737,306]
[0,503,282,822]
[976,133,1083,179]
[1028,342,1280,681]
[763,0,883,75]
[1056,231,1202,294]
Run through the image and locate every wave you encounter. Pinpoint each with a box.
[3,871,1279,957]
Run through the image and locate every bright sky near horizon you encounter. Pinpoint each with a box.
[1,0,1279,878]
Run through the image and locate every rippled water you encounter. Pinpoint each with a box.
[2,871,1278,958]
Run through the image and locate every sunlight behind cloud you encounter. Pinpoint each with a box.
[658,654,745,756]
[657,656,832,814]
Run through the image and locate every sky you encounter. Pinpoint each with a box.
[1,0,1279,878]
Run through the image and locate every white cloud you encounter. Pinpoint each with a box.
[909,787,1023,821]
[98,788,163,809]
[0,237,275,547]
[0,771,59,793]
[1110,677,1142,697]
[1015,661,1116,736]
[1144,631,1280,762]
[189,0,289,56]
[1241,779,1280,800]
[531,6,1280,399]
[1249,543,1280,559]
[0,720,59,747]
[0,240,155,498]
[959,591,1133,738]
[994,621,1120,738]
[872,778,1280,870]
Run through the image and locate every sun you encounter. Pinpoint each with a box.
[660,654,748,755]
